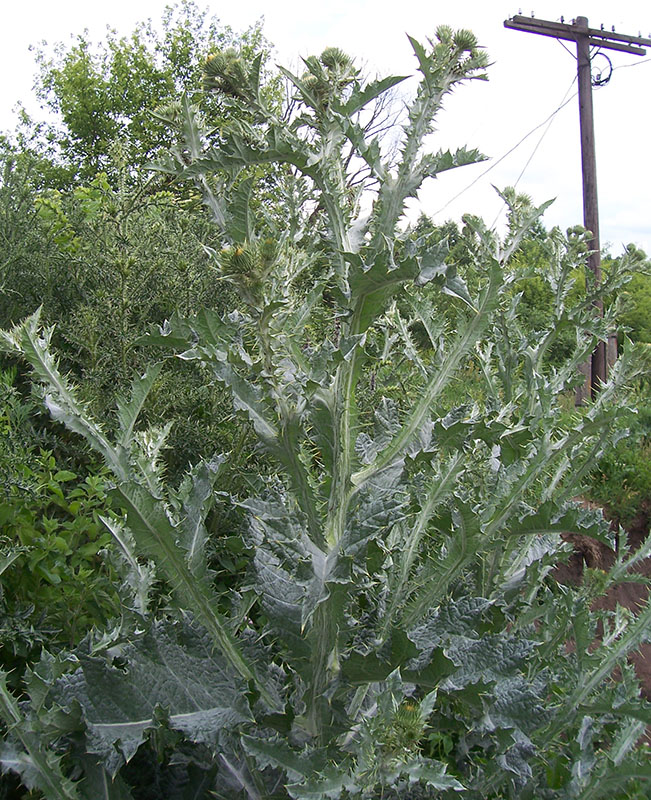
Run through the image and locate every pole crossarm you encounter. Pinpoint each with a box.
[505,15,651,56]
[503,12,651,397]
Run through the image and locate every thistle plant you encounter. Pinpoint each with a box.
[1,27,649,800]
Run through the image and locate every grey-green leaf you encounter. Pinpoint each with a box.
[54,621,250,777]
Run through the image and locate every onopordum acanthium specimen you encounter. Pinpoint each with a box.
[1,25,650,800]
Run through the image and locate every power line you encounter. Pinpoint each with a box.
[612,56,651,70]
[433,80,577,218]
[431,30,650,227]
[556,36,651,75]
[494,49,651,205]
[491,78,577,228]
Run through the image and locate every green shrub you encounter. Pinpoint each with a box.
[587,393,651,528]
[0,369,120,686]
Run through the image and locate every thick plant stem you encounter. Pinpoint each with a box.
[308,307,364,736]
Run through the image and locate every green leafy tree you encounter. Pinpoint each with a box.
[21,1,272,186]
[0,147,239,478]
[1,27,650,799]
[1,5,284,482]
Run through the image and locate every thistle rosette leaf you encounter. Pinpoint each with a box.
[0,674,81,799]
[53,620,251,777]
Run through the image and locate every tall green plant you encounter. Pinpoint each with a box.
[1,28,649,799]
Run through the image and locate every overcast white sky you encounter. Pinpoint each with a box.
[1,0,650,254]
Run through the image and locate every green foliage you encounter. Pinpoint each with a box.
[40,166,221,388]
[0,398,124,798]
[0,370,120,689]
[0,138,246,479]
[1,26,650,800]
[586,391,650,528]
[619,271,651,343]
[606,245,651,345]
[24,1,272,185]
[0,1,287,481]
[0,450,118,644]
[412,214,651,374]
[0,142,61,326]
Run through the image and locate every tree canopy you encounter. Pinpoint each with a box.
[20,1,271,186]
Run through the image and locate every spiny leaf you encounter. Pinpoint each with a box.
[0,550,22,577]
[0,673,80,799]
[353,258,503,487]
[180,93,203,160]
[420,146,486,180]
[241,735,317,782]
[567,598,651,711]
[286,761,356,800]
[116,363,163,450]
[0,741,80,800]
[1,311,125,478]
[407,596,493,669]
[402,505,484,629]
[54,620,250,777]
[481,675,550,736]
[343,460,407,555]
[347,252,422,333]
[406,35,430,77]
[252,548,311,663]
[440,634,537,691]
[176,457,225,577]
[76,757,135,800]
[227,177,254,245]
[395,759,463,791]
[112,481,266,699]
[100,515,155,616]
[340,74,408,116]
[380,454,464,639]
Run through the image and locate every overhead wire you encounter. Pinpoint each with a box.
[612,56,651,71]
[557,38,576,60]
[433,77,577,219]
[431,37,650,223]
[486,38,650,226]
[490,76,577,227]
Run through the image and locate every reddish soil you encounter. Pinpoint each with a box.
[553,501,651,742]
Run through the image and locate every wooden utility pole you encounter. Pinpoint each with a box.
[504,14,651,400]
